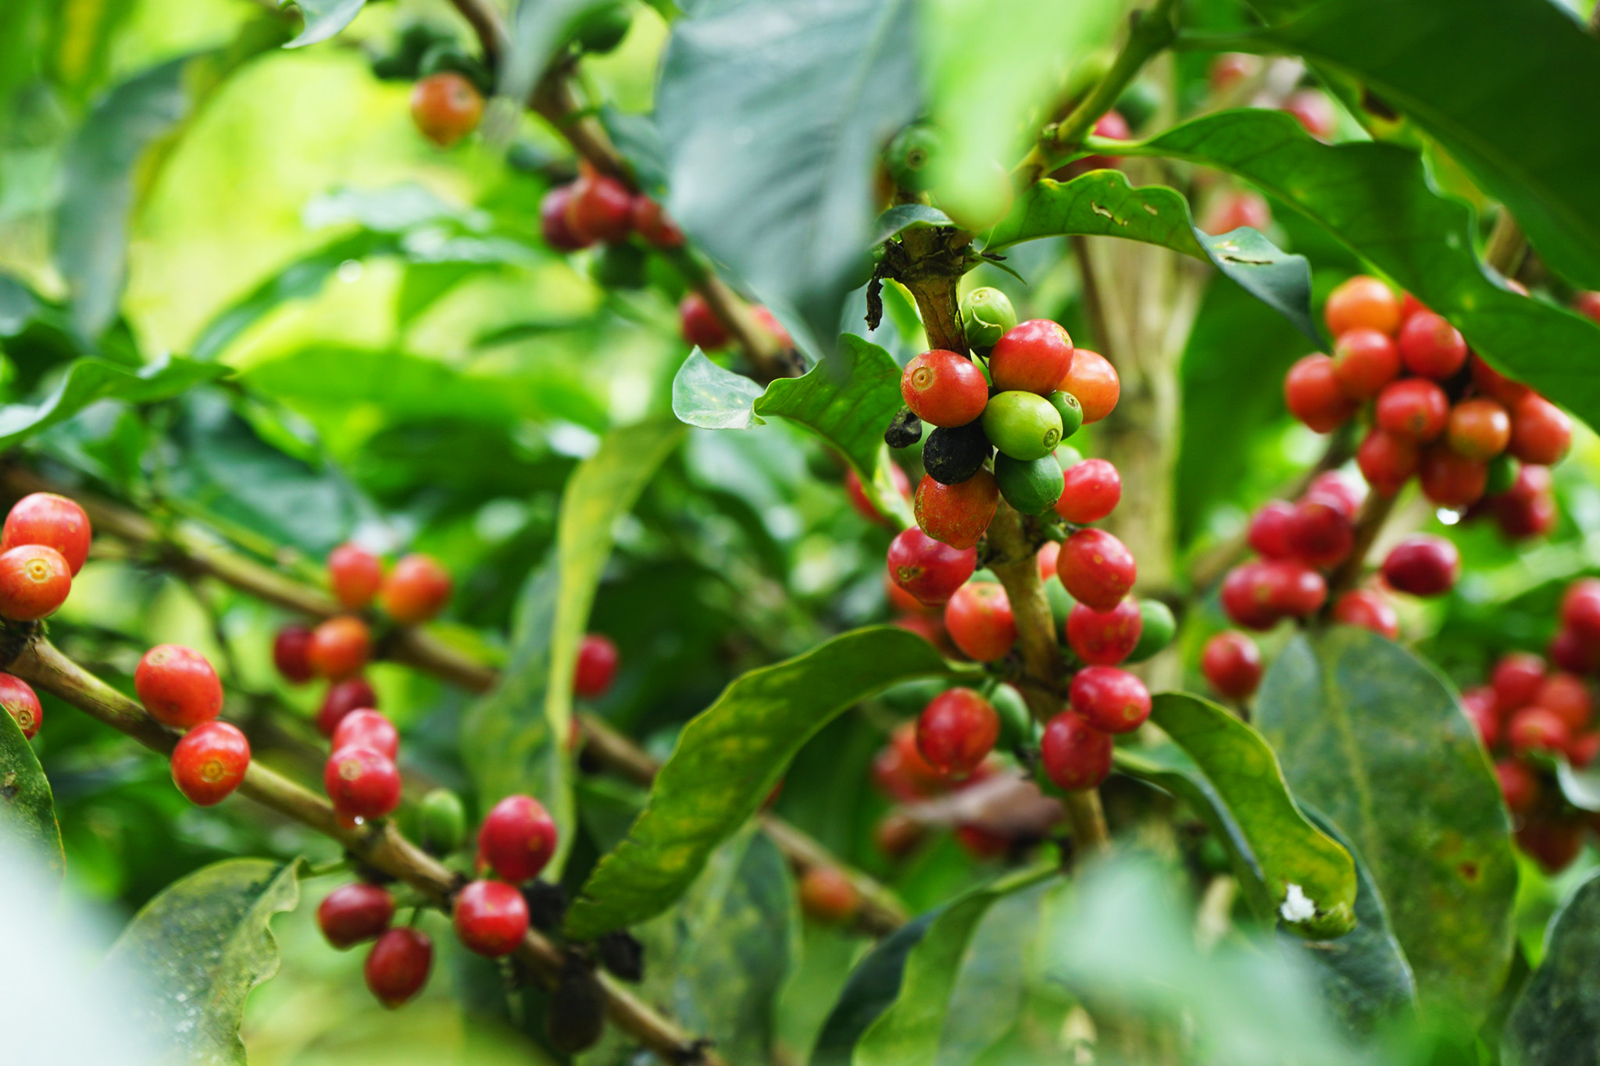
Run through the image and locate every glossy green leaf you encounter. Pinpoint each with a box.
[564,626,952,939]
[1115,692,1355,938]
[1124,109,1600,432]
[0,355,227,451]
[0,707,62,876]
[500,0,615,105]
[987,171,1318,341]
[672,350,766,431]
[872,204,952,246]
[1503,870,1600,1065]
[1256,628,1517,1019]
[283,0,366,48]
[107,859,301,1065]
[810,912,940,1066]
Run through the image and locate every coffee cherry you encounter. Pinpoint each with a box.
[1356,428,1420,497]
[1419,445,1488,508]
[1490,463,1557,539]
[1070,666,1151,735]
[1040,711,1113,791]
[1201,631,1261,699]
[1036,541,1060,581]
[1209,52,1261,90]
[1270,560,1328,616]
[887,122,940,192]
[901,350,988,428]
[1550,628,1600,675]
[1519,816,1586,874]
[1286,494,1354,568]
[1397,311,1467,379]
[575,634,619,699]
[1469,354,1531,408]
[1330,329,1400,399]
[1508,706,1570,756]
[916,688,999,775]
[1562,579,1600,647]
[799,867,860,924]
[318,883,395,949]
[2,493,91,574]
[914,471,998,550]
[1045,391,1085,441]
[1284,354,1356,433]
[380,554,452,625]
[333,709,399,760]
[679,293,729,350]
[845,463,912,521]
[135,645,223,729]
[983,391,1063,461]
[329,543,384,610]
[1535,672,1591,732]
[1059,528,1136,612]
[989,682,1032,748]
[887,528,977,606]
[1375,378,1449,442]
[566,172,634,244]
[1575,291,1600,324]
[1306,471,1363,518]
[961,287,1017,350]
[874,813,926,859]
[410,73,483,147]
[630,195,684,248]
[1325,275,1401,337]
[318,676,378,737]
[272,625,315,685]
[922,422,992,486]
[1221,560,1325,629]
[540,185,591,251]
[1201,189,1271,236]
[324,745,402,820]
[1127,599,1176,663]
[1055,458,1121,524]
[0,673,41,740]
[308,616,372,680]
[1496,760,1539,815]
[479,794,560,883]
[1493,653,1546,713]
[366,927,433,1008]
[1331,589,1399,640]
[989,320,1074,395]
[1463,686,1500,748]
[1485,453,1520,496]
[454,879,530,957]
[1247,500,1296,558]
[943,582,1015,662]
[1059,349,1119,424]
[1508,394,1572,466]
[0,543,70,621]
[873,721,945,801]
[171,721,250,806]
[994,454,1064,516]
[1065,598,1141,666]
[1282,88,1336,139]
[1380,535,1459,597]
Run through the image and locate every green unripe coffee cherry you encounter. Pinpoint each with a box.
[419,788,467,855]
[1045,579,1075,628]
[1054,444,1083,468]
[1046,391,1084,440]
[1486,453,1519,496]
[572,3,633,53]
[991,683,1033,749]
[961,287,1017,351]
[1127,600,1176,663]
[887,123,941,193]
[994,453,1065,515]
[982,391,1063,461]
[590,242,649,290]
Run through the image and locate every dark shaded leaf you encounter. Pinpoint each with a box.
[1502,870,1600,1066]
[0,706,62,875]
[872,205,952,246]
[0,355,226,451]
[810,912,939,1066]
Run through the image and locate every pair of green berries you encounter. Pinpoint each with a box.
[984,391,1082,515]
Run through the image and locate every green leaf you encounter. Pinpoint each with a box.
[0,355,227,451]
[599,105,670,196]
[500,0,614,103]
[810,913,940,1066]
[1503,870,1600,1065]
[655,0,920,353]
[1115,692,1356,938]
[0,706,62,876]
[107,859,301,1065]
[986,171,1319,341]
[564,626,951,939]
[1256,628,1517,1020]
[871,204,953,246]
[1125,109,1600,433]
[283,0,366,48]
[672,350,767,431]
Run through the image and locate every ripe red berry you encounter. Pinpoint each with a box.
[453,879,530,957]
[1463,686,1500,748]
[1066,598,1142,666]
[845,463,911,524]
[333,709,399,760]
[1576,291,1600,324]
[1202,631,1262,699]
[329,543,384,610]
[630,195,685,248]
[324,745,402,820]
[1058,528,1136,612]
[680,293,730,350]
[1469,354,1531,407]
[0,673,41,740]
[1508,706,1571,755]
[1040,711,1113,791]
[1284,354,1356,433]
[318,883,395,949]
[1444,398,1511,462]
[887,528,977,606]
[1518,817,1585,873]
[1493,653,1546,713]
[1508,394,1572,466]
[309,616,372,680]
[1561,579,1600,648]
[318,676,378,737]
[1055,458,1121,524]
[900,350,989,428]
[135,645,223,728]
[2,492,91,575]
[540,184,591,251]
[1059,349,1119,424]
[1357,428,1420,497]
[1201,189,1271,235]
[1271,560,1329,616]
[566,172,635,244]
[409,73,483,147]
[1397,311,1467,379]
[478,794,559,883]
[272,625,315,685]
[1325,276,1401,338]
[380,554,452,625]
[1036,541,1060,581]
[1495,760,1539,815]
[1282,88,1336,139]
[1330,329,1400,399]
[0,543,70,621]
[1220,560,1325,629]
[914,471,998,550]
[1070,665,1151,734]
[915,688,1000,775]
[1550,628,1600,675]
[1331,588,1399,640]
[1418,444,1488,508]
[873,722,946,801]
[171,721,250,806]
[575,634,619,699]
[1375,378,1449,442]
[1209,52,1260,90]
[943,582,1016,662]
[799,867,860,923]
[1380,535,1459,597]
[366,927,432,1008]
[989,320,1074,395]
[1286,494,1355,568]
[1247,500,1297,559]
[1535,672,1592,732]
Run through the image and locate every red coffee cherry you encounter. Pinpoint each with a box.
[1209,52,1260,90]
[366,927,433,1008]
[1508,394,1572,466]
[409,73,484,147]
[1463,687,1500,748]
[575,634,619,698]
[566,172,635,244]
[900,350,989,428]
[1492,652,1546,713]
[872,722,946,801]
[1561,579,1600,647]
[478,794,559,883]
[914,471,998,550]
[1066,598,1142,666]
[1508,706,1571,756]
[887,528,977,606]
[1201,631,1262,699]
[1055,458,1121,524]
[1380,535,1459,597]
[1201,189,1271,235]
[0,673,41,740]
[318,676,378,737]
[1490,464,1557,539]
[1059,349,1119,424]
[1535,673,1592,732]
[1446,398,1511,461]
[680,293,730,351]
[1269,560,1328,616]
[1284,354,1356,433]
[540,184,591,251]
[1330,329,1400,400]
[1070,665,1151,734]
[1357,428,1420,497]
[1495,760,1539,815]
[1325,275,1401,337]
[0,544,71,621]
[1576,291,1600,325]
[845,463,911,525]
[1069,110,1131,172]
[2,492,91,575]
[1375,378,1449,442]
[874,812,926,860]
[1282,88,1336,139]
[1040,711,1113,791]
[1247,500,1297,559]
[333,709,399,760]
[1305,471,1363,518]
[799,866,860,923]
[1419,444,1488,508]
[1286,494,1354,568]
[943,582,1016,662]
[1550,628,1600,675]
[1469,354,1531,407]
[171,721,250,806]
[1397,310,1467,379]
[318,883,395,949]
[915,688,1000,776]
[1220,562,1281,631]
[329,543,384,610]
[1331,588,1399,640]
[308,616,372,680]
[630,195,685,248]
[273,625,315,685]
[136,645,223,729]
[989,320,1074,395]
[1036,541,1060,581]
[1058,528,1136,612]
[453,879,530,957]
[1518,817,1585,873]
[380,554,452,625]
[324,745,402,820]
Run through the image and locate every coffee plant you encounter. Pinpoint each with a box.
[3,0,1600,1063]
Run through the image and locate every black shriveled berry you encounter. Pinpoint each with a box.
[884,406,922,450]
[922,421,992,485]
[597,930,645,982]
[522,880,569,933]
[546,961,607,1054]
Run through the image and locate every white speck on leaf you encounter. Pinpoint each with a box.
[1280,883,1316,923]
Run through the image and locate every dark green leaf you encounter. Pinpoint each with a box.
[1256,628,1517,1019]
[810,912,940,1066]
[564,627,953,939]
[872,205,952,246]
[1503,870,1600,1066]
[283,0,366,48]
[672,350,766,431]
[0,706,62,876]
[0,355,226,451]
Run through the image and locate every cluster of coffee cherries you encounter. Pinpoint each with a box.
[868,714,1013,862]
[1287,275,1570,534]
